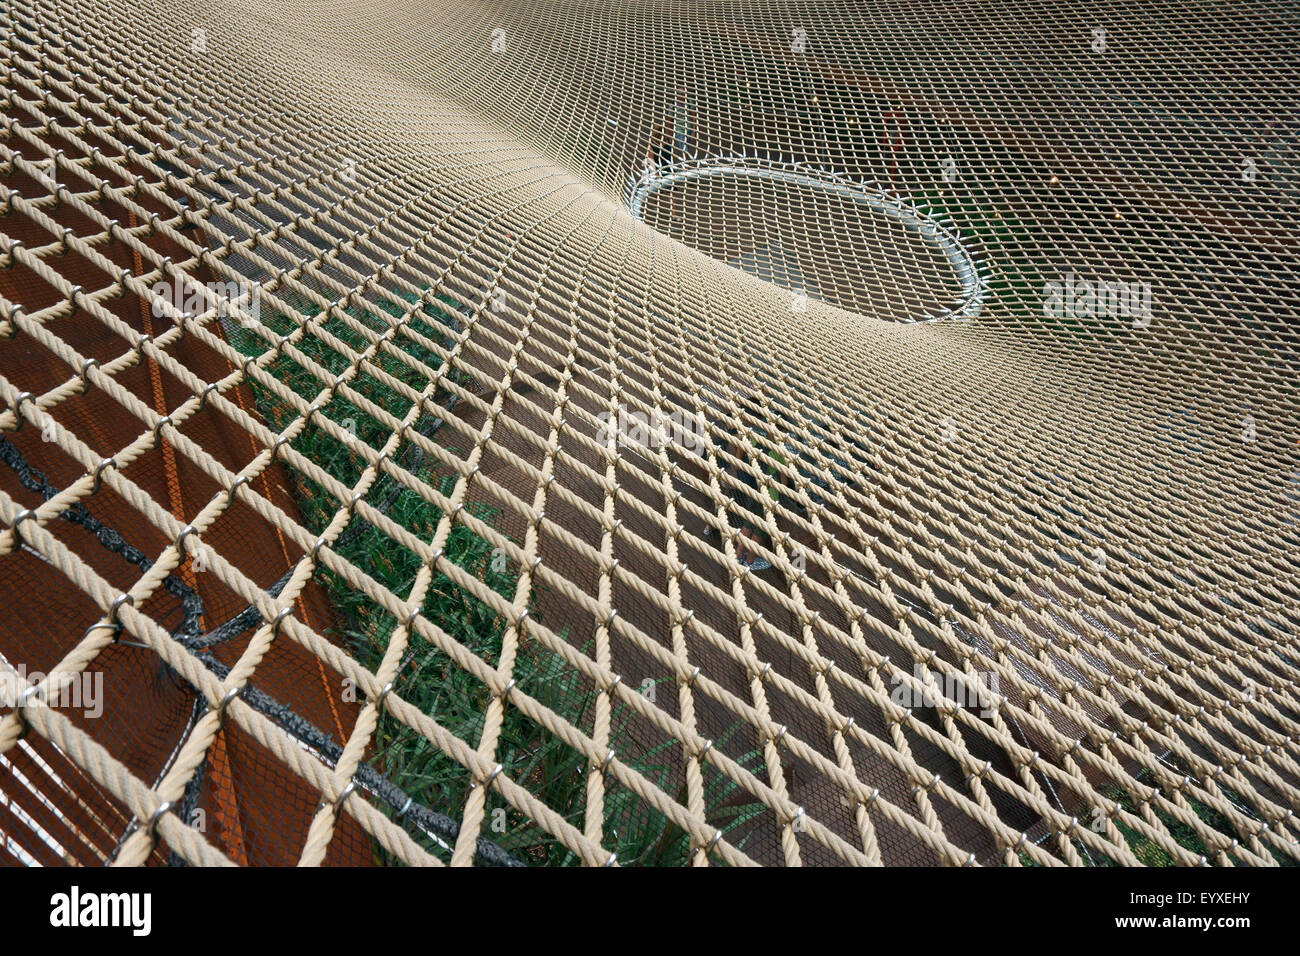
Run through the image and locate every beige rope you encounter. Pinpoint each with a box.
[1,0,1297,867]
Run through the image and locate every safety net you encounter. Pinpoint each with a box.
[1,0,1298,867]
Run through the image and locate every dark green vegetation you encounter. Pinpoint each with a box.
[1016,764,1297,867]
[233,290,765,864]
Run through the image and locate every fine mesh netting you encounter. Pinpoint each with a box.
[0,0,1298,867]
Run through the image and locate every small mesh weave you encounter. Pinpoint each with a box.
[1,0,1298,867]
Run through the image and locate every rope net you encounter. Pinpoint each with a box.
[1,0,1298,867]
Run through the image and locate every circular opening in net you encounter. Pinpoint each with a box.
[628,158,984,322]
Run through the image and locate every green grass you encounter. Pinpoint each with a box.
[1090,775,1297,868]
[234,288,766,865]
[1015,768,1298,867]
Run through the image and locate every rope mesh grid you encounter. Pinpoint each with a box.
[0,0,1297,866]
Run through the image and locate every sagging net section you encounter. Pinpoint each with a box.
[0,0,1298,867]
